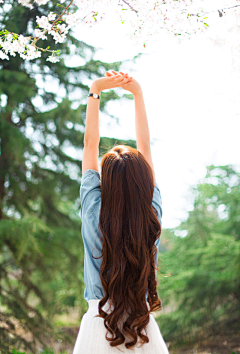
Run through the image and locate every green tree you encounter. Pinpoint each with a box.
[0,1,136,352]
[157,165,240,349]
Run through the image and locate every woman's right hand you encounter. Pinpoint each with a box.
[105,70,142,95]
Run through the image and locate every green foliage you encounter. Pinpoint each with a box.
[156,165,240,347]
[0,1,137,352]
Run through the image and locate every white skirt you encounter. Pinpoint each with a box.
[72,299,169,354]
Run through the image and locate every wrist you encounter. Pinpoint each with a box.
[90,82,101,95]
[133,88,143,97]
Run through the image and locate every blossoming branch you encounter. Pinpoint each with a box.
[0,0,240,62]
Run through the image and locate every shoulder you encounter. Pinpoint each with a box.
[80,169,101,220]
[152,180,163,224]
[81,168,100,182]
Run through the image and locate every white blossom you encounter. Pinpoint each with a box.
[6,34,13,42]
[65,13,80,28]
[0,50,9,60]
[1,41,12,53]
[18,35,29,46]
[2,0,238,62]
[18,0,34,9]
[36,15,52,31]
[35,28,47,40]
[48,12,57,21]
[34,0,50,5]
[11,40,22,53]
[20,44,42,59]
[17,0,51,7]
[49,30,66,44]
[57,23,68,34]
[9,50,16,57]
[46,55,60,63]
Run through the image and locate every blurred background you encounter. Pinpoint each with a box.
[0,1,239,354]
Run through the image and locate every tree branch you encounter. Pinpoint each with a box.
[189,4,240,17]
[33,0,74,47]
[121,0,138,14]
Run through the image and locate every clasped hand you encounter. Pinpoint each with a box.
[91,70,141,95]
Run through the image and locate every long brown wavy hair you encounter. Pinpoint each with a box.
[96,144,162,349]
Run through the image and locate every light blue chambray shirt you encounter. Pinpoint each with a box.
[80,168,163,302]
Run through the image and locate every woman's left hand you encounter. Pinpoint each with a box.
[91,71,132,93]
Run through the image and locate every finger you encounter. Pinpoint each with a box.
[105,71,113,77]
[119,74,130,82]
[116,76,131,86]
[105,73,122,81]
[123,78,132,84]
[119,71,129,77]
[118,73,129,79]
[123,76,132,82]
[111,70,120,76]
[124,81,133,84]
[113,74,125,81]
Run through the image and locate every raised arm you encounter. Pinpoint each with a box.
[82,81,101,175]
[133,89,156,181]
[105,71,156,181]
[82,73,131,174]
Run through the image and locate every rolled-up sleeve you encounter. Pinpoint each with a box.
[152,181,163,259]
[152,181,163,226]
[80,169,101,220]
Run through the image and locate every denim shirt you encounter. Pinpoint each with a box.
[80,168,163,302]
